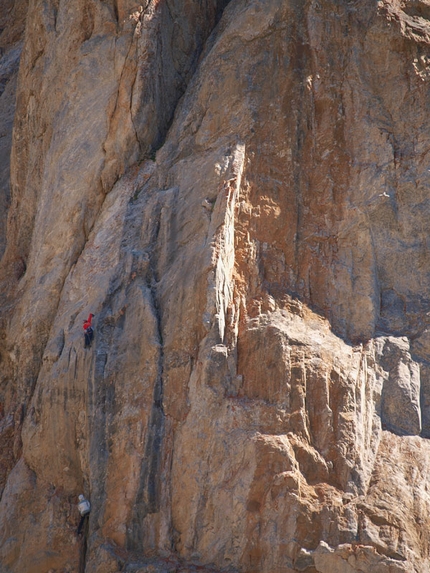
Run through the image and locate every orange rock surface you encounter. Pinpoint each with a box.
[1,0,430,572]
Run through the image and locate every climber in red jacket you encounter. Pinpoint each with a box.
[83,313,94,349]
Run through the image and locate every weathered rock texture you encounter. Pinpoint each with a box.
[0,0,27,258]
[2,0,430,572]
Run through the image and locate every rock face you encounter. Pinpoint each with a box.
[0,0,27,258]
[2,0,430,572]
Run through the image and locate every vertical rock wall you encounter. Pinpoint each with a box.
[0,0,28,258]
[2,0,430,572]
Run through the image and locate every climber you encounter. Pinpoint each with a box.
[83,313,94,349]
[77,494,91,535]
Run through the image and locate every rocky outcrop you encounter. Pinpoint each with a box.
[2,0,430,572]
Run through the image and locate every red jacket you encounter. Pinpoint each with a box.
[83,313,94,331]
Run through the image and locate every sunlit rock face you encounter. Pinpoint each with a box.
[2,0,430,572]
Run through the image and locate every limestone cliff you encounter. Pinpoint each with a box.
[2,0,430,572]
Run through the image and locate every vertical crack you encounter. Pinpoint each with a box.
[128,196,166,549]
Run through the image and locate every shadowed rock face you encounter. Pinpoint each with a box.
[2,0,430,572]
[0,0,28,259]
